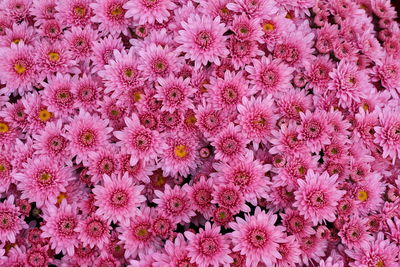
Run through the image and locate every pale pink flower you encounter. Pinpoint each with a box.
[176,14,229,69]
[229,207,286,266]
[293,170,345,225]
[93,173,146,225]
[0,195,27,243]
[124,0,176,24]
[55,0,93,27]
[77,214,111,249]
[185,222,233,267]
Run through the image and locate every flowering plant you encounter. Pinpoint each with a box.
[0,0,399,266]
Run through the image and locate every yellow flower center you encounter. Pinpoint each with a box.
[376,260,384,267]
[12,39,21,44]
[220,6,229,14]
[14,63,26,74]
[357,190,368,202]
[262,23,275,31]
[74,7,86,17]
[124,68,133,78]
[56,192,67,204]
[285,12,292,19]
[185,114,197,125]
[362,103,369,112]
[48,52,60,62]
[111,6,123,16]
[132,91,142,102]
[40,172,52,182]
[136,227,149,238]
[38,109,52,122]
[0,122,9,133]
[0,164,6,172]
[174,144,188,158]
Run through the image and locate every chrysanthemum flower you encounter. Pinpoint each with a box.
[124,0,176,25]
[0,195,27,243]
[155,75,196,113]
[206,70,251,111]
[118,207,161,259]
[298,234,328,265]
[98,48,144,97]
[159,132,200,177]
[77,214,111,249]
[213,151,270,205]
[87,145,119,184]
[153,184,195,224]
[275,235,302,267]
[338,217,372,249]
[114,113,165,165]
[185,222,233,267]
[281,208,315,238]
[91,35,124,72]
[92,173,146,225]
[37,19,63,40]
[237,95,277,149]
[65,110,112,164]
[0,149,13,193]
[118,154,155,184]
[55,0,93,27]
[294,170,345,225]
[30,0,57,25]
[90,0,131,36]
[152,234,192,267]
[353,172,385,215]
[0,42,37,96]
[246,56,294,95]
[32,119,70,164]
[195,101,227,137]
[375,107,400,163]
[328,60,371,108]
[35,40,79,77]
[14,156,74,208]
[229,207,286,266]
[227,0,278,19]
[40,201,80,256]
[71,74,103,112]
[231,14,263,42]
[346,232,399,267]
[298,110,332,153]
[65,26,97,61]
[211,123,249,163]
[138,44,181,82]
[0,117,18,149]
[184,177,215,219]
[176,14,229,69]
[212,184,250,214]
[276,88,313,121]
[0,21,36,47]
[41,73,76,117]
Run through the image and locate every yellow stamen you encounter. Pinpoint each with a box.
[136,228,149,237]
[14,63,26,74]
[376,260,384,267]
[111,6,123,16]
[12,39,21,44]
[362,103,369,112]
[262,23,275,31]
[0,164,6,172]
[185,114,197,125]
[132,91,142,102]
[48,52,60,62]
[57,192,67,204]
[38,109,52,122]
[174,144,188,158]
[40,172,52,182]
[357,190,368,202]
[0,122,9,133]
[74,7,86,17]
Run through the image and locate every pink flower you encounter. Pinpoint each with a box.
[275,235,302,267]
[185,222,233,267]
[176,14,229,69]
[124,0,176,24]
[155,75,196,113]
[346,232,399,267]
[118,207,161,259]
[64,26,97,61]
[298,110,332,153]
[14,156,74,208]
[65,110,112,165]
[153,184,195,224]
[213,151,270,204]
[328,60,371,108]
[55,0,93,27]
[159,132,200,178]
[212,183,250,214]
[246,56,294,95]
[375,107,400,163]
[338,217,372,249]
[281,208,315,238]
[0,195,27,243]
[114,114,165,165]
[237,95,277,149]
[0,42,37,96]
[185,177,215,219]
[77,214,111,249]
[92,173,146,225]
[211,123,249,163]
[90,0,131,36]
[40,201,80,256]
[294,170,345,225]
[227,0,278,19]
[229,207,286,266]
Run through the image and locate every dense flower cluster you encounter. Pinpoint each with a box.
[0,0,399,266]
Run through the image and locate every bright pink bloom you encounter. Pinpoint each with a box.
[0,195,27,243]
[229,207,286,267]
[92,173,146,225]
[294,170,345,225]
[185,222,233,267]
[124,0,176,24]
[77,214,111,249]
